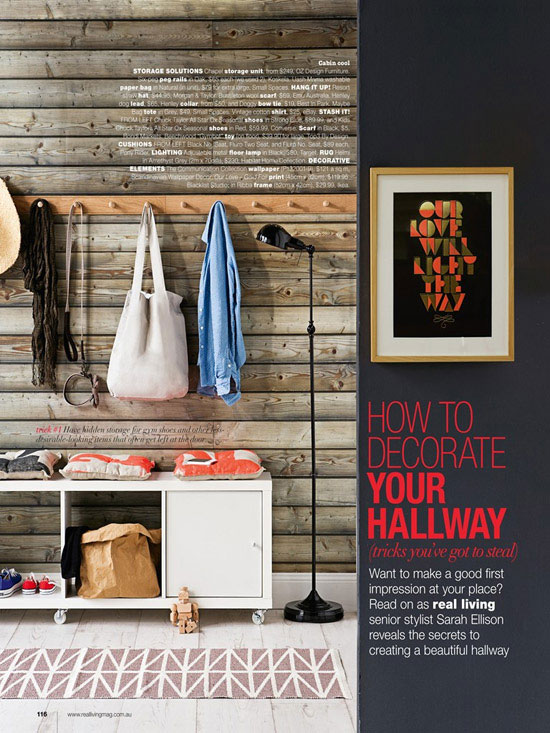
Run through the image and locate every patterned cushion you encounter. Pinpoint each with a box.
[0,449,61,480]
[174,450,264,480]
[60,453,155,481]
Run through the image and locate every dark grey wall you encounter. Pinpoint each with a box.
[358,2,550,732]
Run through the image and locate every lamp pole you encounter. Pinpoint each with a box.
[307,246,317,594]
[283,242,343,623]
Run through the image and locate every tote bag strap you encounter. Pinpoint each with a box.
[63,201,84,362]
[131,202,167,303]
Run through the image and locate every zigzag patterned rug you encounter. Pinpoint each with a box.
[0,648,351,699]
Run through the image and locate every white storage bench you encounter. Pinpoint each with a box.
[0,472,272,625]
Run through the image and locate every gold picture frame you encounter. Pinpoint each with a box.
[370,167,514,362]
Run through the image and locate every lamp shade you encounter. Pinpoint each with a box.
[256,224,306,251]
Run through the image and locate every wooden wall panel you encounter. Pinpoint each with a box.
[0,1,357,574]
[0,478,357,508]
[1,277,358,307]
[0,21,213,49]
[0,135,357,166]
[0,505,356,536]
[0,108,357,137]
[0,79,356,108]
[49,221,357,250]
[213,20,356,49]
[0,50,357,78]
[0,363,356,394]
[0,305,356,335]
[0,20,356,50]
[6,251,356,281]
[1,167,357,194]
[1,392,356,421]
[0,534,356,570]
[0,449,357,478]
[0,334,357,363]
[0,421,356,451]
[2,1,356,21]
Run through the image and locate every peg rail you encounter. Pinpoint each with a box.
[13,194,356,216]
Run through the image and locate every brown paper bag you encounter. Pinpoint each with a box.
[148,528,162,580]
[79,523,161,598]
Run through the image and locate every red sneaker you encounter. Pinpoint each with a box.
[38,576,58,595]
[22,574,38,595]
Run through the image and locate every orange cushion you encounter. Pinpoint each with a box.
[174,450,264,480]
[61,453,155,480]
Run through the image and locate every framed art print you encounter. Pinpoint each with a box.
[370,167,514,361]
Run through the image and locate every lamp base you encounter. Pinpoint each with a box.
[284,589,344,623]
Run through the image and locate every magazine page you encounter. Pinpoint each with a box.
[1,1,549,732]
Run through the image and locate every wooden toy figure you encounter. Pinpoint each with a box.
[169,586,199,634]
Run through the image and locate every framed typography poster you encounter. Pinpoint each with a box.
[370,167,514,361]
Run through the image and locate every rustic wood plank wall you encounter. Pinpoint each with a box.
[0,0,357,573]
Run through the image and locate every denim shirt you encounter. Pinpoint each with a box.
[197,201,246,405]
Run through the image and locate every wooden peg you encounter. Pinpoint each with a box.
[180,201,188,209]
[37,200,44,208]
[251,200,259,208]
[108,200,117,209]
[287,200,295,208]
[322,200,330,208]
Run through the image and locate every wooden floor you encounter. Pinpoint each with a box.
[0,608,357,732]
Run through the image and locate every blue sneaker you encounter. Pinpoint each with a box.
[0,568,23,597]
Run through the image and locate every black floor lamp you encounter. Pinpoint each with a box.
[256,224,344,623]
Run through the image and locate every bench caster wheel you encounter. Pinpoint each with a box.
[54,609,67,625]
[252,610,265,625]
